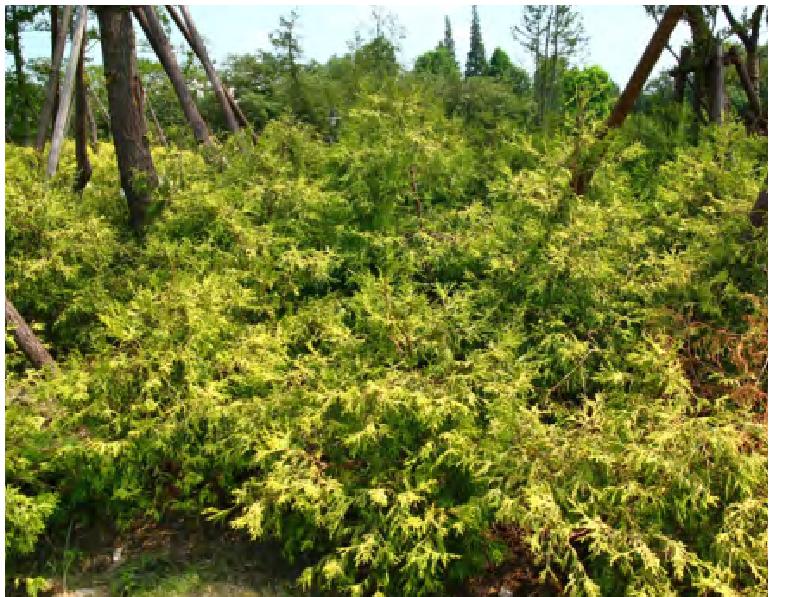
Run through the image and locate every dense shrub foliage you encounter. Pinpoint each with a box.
[6,91,767,595]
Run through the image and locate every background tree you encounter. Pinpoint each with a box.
[270,9,312,120]
[465,6,488,78]
[513,5,586,126]
[415,45,459,79]
[442,15,456,63]
[5,5,45,142]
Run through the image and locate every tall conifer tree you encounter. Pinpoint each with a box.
[443,15,456,62]
[465,6,487,78]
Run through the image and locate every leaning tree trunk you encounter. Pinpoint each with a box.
[726,47,765,132]
[97,6,158,234]
[36,5,73,151]
[571,5,685,195]
[165,4,253,137]
[146,89,168,146]
[133,5,212,145]
[50,5,59,134]
[47,5,88,178]
[74,31,92,191]
[606,6,685,130]
[86,94,98,150]
[87,78,110,124]
[175,5,240,133]
[5,298,55,370]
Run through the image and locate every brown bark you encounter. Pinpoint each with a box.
[571,5,684,194]
[5,298,55,370]
[165,4,253,137]
[750,189,767,227]
[87,80,110,124]
[50,5,59,134]
[97,7,158,234]
[605,5,685,130]
[707,40,724,125]
[74,31,92,191]
[86,94,98,149]
[133,5,212,145]
[673,46,692,103]
[722,5,764,95]
[146,90,168,146]
[175,5,240,133]
[36,5,72,151]
[47,5,88,178]
[725,47,764,127]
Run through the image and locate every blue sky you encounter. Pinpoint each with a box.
[13,5,760,89]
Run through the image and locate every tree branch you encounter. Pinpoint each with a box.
[750,5,764,45]
[721,5,750,46]
[5,298,55,370]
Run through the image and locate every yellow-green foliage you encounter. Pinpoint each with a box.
[6,111,766,596]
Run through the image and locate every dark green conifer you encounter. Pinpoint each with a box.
[465,6,487,78]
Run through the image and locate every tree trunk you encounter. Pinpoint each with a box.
[36,5,72,151]
[133,5,212,145]
[46,5,88,179]
[5,298,55,370]
[97,6,158,235]
[750,189,767,227]
[50,5,59,134]
[74,31,92,191]
[86,94,98,149]
[549,6,559,117]
[707,40,724,125]
[726,46,764,128]
[176,5,240,133]
[605,6,685,130]
[571,5,684,195]
[87,79,110,124]
[146,90,168,146]
[673,46,692,103]
[166,4,253,136]
[46,6,86,176]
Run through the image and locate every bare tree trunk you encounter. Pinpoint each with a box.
[722,5,763,106]
[50,5,59,134]
[74,31,92,191]
[725,47,764,124]
[165,4,253,137]
[133,5,212,145]
[571,5,684,195]
[707,40,724,125]
[36,5,72,151]
[175,5,240,133]
[146,90,168,146]
[673,46,692,103]
[549,6,559,118]
[750,188,767,227]
[87,79,110,124]
[97,6,158,235]
[606,6,685,130]
[47,5,88,178]
[86,94,98,149]
[5,298,55,370]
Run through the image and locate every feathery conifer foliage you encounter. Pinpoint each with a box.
[5,5,768,596]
